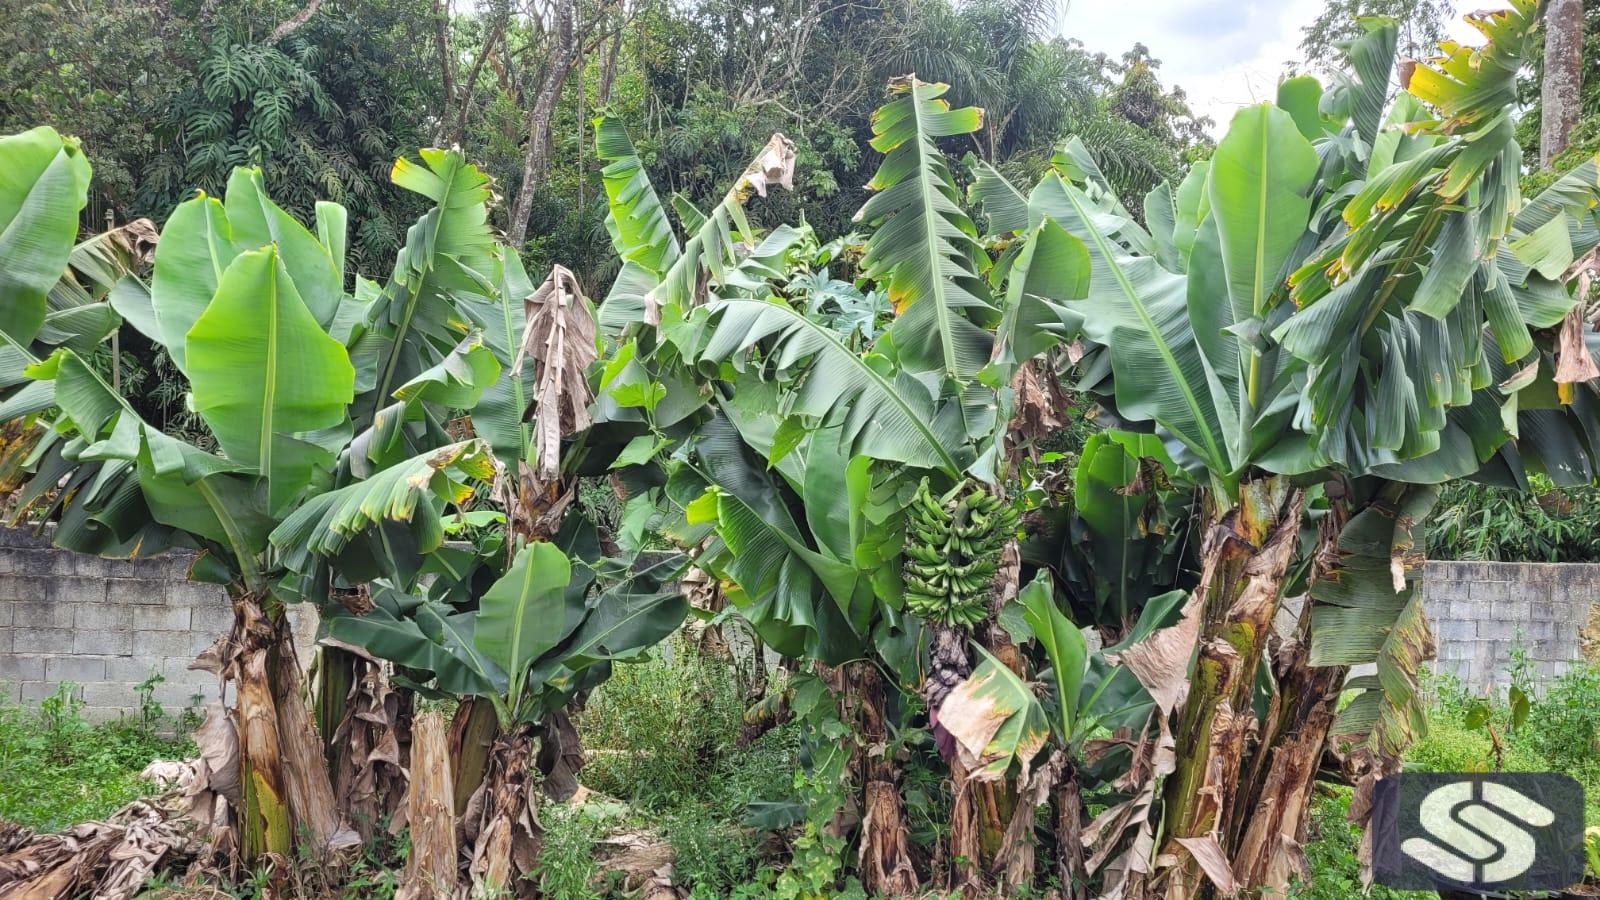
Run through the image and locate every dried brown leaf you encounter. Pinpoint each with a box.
[514,264,598,482]
[1174,835,1240,897]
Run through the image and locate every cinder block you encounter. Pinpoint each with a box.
[1524,620,1558,642]
[73,603,130,630]
[21,681,80,702]
[1,681,18,704]
[79,706,124,724]
[1469,581,1516,603]
[131,605,190,631]
[153,681,210,709]
[74,629,132,656]
[103,558,153,579]
[106,578,168,606]
[134,629,207,659]
[47,576,107,605]
[13,627,75,654]
[104,657,163,683]
[188,605,232,635]
[9,600,72,628]
[1491,600,1532,622]
[45,656,106,682]
[1435,619,1476,641]
[1532,639,1571,662]
[1529,600,1561,621]
[0,656,44,681]
[80,682,137,708]
[0,550,53,577]
[1425,578,1470,602]
[1437,640,1473,660]
[168,581,224,608]
[1477,620,1521,641]
[0,601,11,627]
[1561,582,1599,603]
[0,629,9,655]
[162,655,209,680]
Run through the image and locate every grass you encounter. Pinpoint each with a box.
[0,678,196,831]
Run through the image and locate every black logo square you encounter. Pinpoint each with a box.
[1370,772,1586,891]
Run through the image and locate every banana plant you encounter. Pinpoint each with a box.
[588,76,1096,894]
[1003,4,1600,895]
[0,127,523,863]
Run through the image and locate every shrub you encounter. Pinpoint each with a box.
[576,637,749,810]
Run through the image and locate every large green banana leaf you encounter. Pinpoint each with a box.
[186,246,356,513]
[359,149,499,420]
[594,116,682,336]
[1035,173,1230,485]
[473,541,581,717]
[0,127,92,347]
[856,77,995,380]
[689,297,965,474]
[1312,484,1439,762]
[270,440,493,564]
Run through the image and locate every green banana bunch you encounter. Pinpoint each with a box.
[902,478,1018,627]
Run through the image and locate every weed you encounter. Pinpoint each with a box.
[0,680,195,831]
[577,636,749,811]
[539,805,602,900]
[1287,788,1432,900]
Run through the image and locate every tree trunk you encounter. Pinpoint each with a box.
[401,711,457,899]
[460,729,542,897]
[315,645,354,772]
[857,664,918,897]
[221,590,350,863]
[597,27,624,106]
[1055,762,1088,899]
[1158,480,1304,898]
[432,0,456,133]
[328,651,412,840]
[448,697,499,816]
[1230,504,1347,892]
[506,0,578,248]
[1541,0,1584,166]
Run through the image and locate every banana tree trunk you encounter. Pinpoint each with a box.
[314,645,354,773]
[327,649,412,840]
[1159,480,1304,898]
[857,663,917,897]
[460,728,542,897]
[1055,761,1088,900]
[449,697,499,816]
[925,623,980,890]
[221,588,349,863]
[401,710,458,899]
[1231,506,1348,892]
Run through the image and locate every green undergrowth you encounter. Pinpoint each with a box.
[1409,658,1600,827]
[0,678,196,831]
[569,635,801,898]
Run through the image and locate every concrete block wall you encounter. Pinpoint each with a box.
[0,528,313,722]
[1421,560,1600,693]
[2,525,1596,715]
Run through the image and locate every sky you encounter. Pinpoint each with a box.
[1059,0,1512,135]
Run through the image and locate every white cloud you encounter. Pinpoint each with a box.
[1059,0,1514,136]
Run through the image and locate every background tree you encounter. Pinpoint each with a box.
[1298,0,1451,69]
[1540,0,1585,166]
